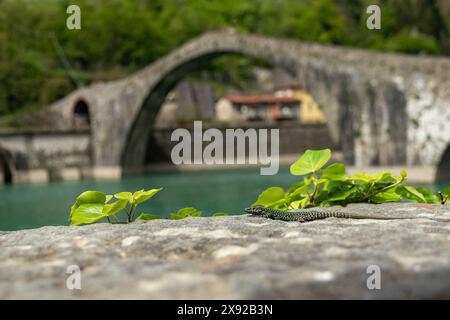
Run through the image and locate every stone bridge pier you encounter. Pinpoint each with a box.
[3,30,450,183]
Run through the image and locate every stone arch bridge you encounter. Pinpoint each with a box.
[2,30,450,182]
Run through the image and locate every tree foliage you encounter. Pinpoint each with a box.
[0,0,449,115]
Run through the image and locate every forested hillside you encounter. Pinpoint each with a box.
[0,0,448,116]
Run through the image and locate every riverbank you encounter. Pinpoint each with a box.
[1,203,449,299]
[1,162,439,185]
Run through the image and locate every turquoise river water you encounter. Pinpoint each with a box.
[0,167,299,231]
[0,166,446,231]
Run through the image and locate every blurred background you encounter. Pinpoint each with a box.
[0,0,449,230]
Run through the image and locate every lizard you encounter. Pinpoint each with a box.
[244,205,444,223]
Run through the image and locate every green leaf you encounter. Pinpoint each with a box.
[252,186,285,207]
[69,190,106,220]
[416,187,440,204]
[114,192,133,203]
[321,163,346,180]
[170,207,203,220]
[298,197,310,209]
[287,184,309,198]
[289,200,302,209]
[70,204,107,226]
[212,212,229,216]
[290,149,331,176]
[287,181,305,195]
[103,199,128,216]
[136,213,161,221]
[351,172,396,184]
[328,186,356,201]
[105,195,113,204]
[287,180,314,202]
[271,198,292,208]
[370,188,403,204]
[315,190,329,204]
[133,188,163,205]
[375,172,399,184]
[75,191,106,205]
[397,185,426,203]
[324,179,352,191]
[350,173,373,183]
[170,214,185,220]
[441,187,450,197]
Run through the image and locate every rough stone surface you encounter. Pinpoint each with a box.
[1,203,450,299]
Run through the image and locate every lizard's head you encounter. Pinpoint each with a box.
[245,205,266,215]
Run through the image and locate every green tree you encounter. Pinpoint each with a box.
[0,0,449,117]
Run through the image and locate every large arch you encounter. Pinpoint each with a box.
[119,32,344,172]
[56,30,448,173]
[121,52,299,171]
[73,99,91,130]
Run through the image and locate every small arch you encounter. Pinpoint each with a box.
[0,148,13,185]
[73,99,91,130]
[436,144,450,182]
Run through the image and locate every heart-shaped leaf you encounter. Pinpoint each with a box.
[70,191,106,220]
[70,203,107,226]
[103,199,128,216]
[105,195,113,204]
[252,187,285,207]
[370,188,402,203]
[290,149,331,176]
[212,212,229,216]
[321,163,346,180]
[114,192,133,203]
[136,213,162,221]
[328,186,356,201]
[134,188,163,205]
[170,207,202,220]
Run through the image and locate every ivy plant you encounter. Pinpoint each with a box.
[69,188,162,226]
[69,189,228,226]
[252,149,450,210]
[170,207,203,220]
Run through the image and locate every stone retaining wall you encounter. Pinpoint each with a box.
[1,203,449,299]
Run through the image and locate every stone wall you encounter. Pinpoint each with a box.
[0,131,92,183]
[145,123,337,163]
[1,203,449,299]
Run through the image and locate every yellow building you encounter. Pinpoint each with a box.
[274,83,327,124]
[215,82,327,124]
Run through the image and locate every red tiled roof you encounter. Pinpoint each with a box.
[225,94,300,105]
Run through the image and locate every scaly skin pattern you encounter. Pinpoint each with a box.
[245,206,416,223]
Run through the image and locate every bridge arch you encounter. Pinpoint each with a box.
[73,99,91,130]
[120,31,342,172]
[123,53,280,170]
[75,30,449,173]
